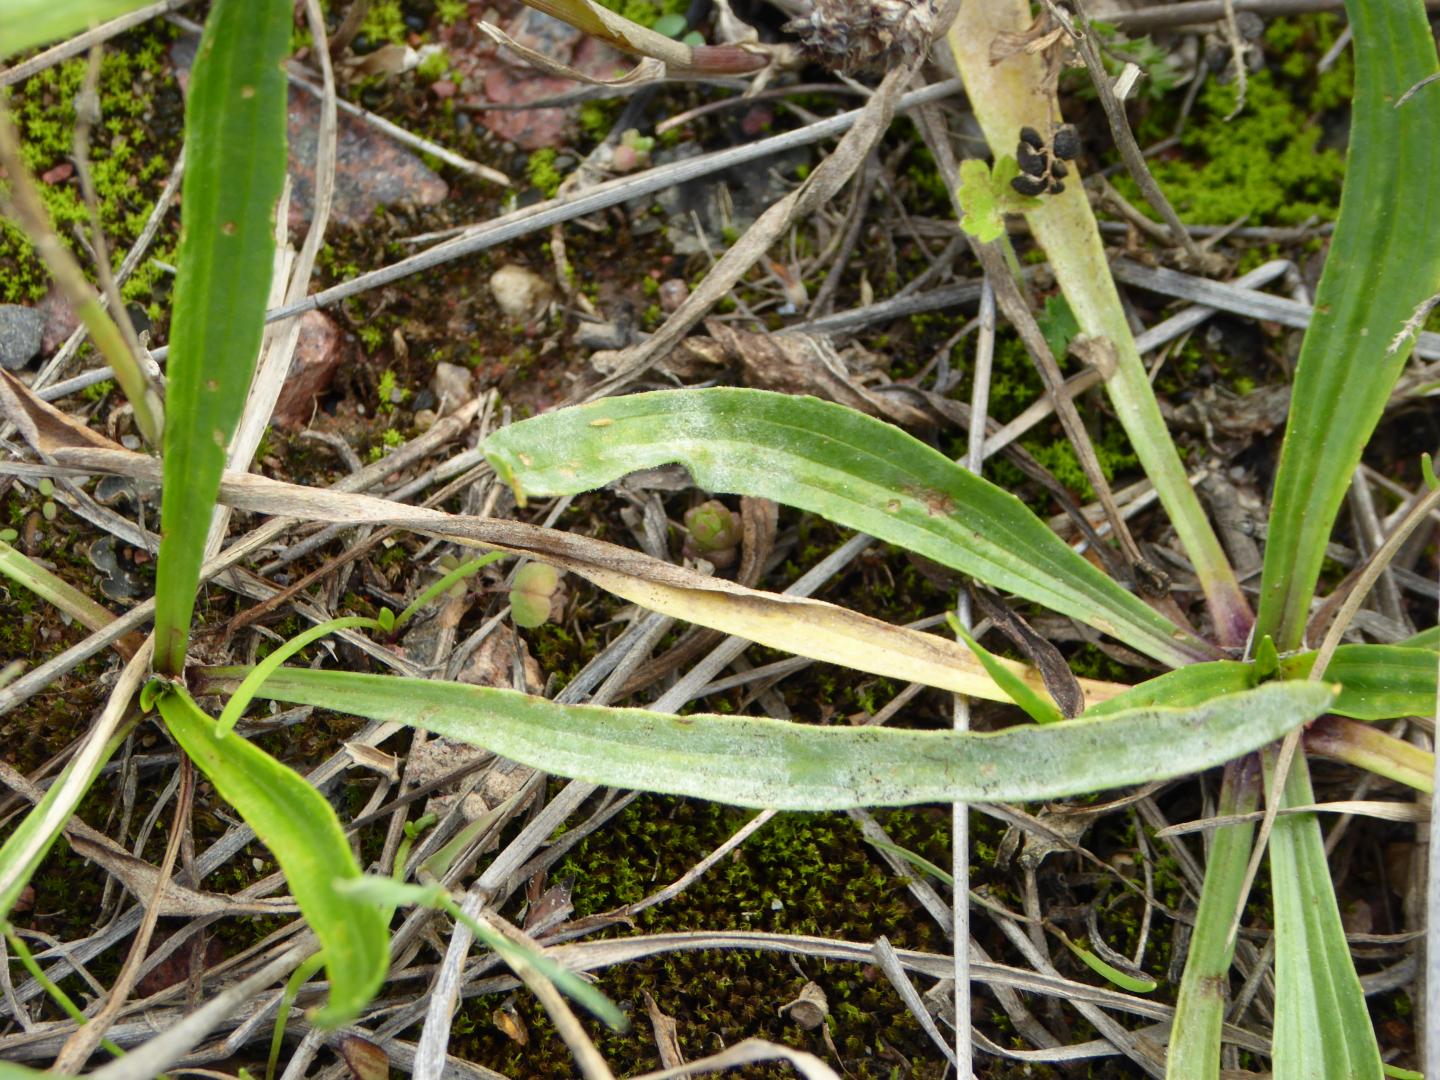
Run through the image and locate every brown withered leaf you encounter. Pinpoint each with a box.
[969,588,1084,719]
[523,873,575,935]
[338,1033,390,1080]
[493,998,530,1046]
[642,990,686,1067]
[0,369,122,457]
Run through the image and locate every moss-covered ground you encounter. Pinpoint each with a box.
[2,6,1426,1077]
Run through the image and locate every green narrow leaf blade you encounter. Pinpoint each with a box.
[153,0,291,674]
[0,0,155,57]
[1254,0,1440,650]
[209,666,1334,811]
[1165,760,1260,1080]
[1280,644,1438,722]
[1268,755,1382,1078]
[1054,932,1158,994]
[155,688,389,1026]
[337,876,626,1030]
[1082,661,1253,718]
[1088,643,1437,724]
[484,389,1209,668]
[949,615,1063,724]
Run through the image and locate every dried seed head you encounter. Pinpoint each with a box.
[1019,126,1045,150]
[1049,158,1069,179]
[783,0,937,73]
[1052,124,1082,160]
[1011,173,1047,197]
[1016,144,1048,178]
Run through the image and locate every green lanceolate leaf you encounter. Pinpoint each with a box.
[1281,644,1438,722]
[1081,660,1253,717]
[0,1061,47,1078]
[154,687,389,1026]
[483,389,1210,668]
[207,666,1334,811]
[1401,625,1440,650]
[1253,0,1440,651]
[1267,754,1382,1079]
[1087,644,1438,723]
[0,0,155,57]
[153,0,291,675]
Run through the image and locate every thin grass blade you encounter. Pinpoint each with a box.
[483,388,1211,668]
[152,0,290,674]
[205,666,1334,811]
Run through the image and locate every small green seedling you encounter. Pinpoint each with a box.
[956,155,1042,244]
[683,499,742,567]
[509,562,562,628]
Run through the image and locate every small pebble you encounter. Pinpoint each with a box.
[0,304,45,371]
[40,162,74,184]
[611,144,642,173]
[431,79,457,98]
[489,263,553,320]
[430,361,475,417]
[658,278,688,312]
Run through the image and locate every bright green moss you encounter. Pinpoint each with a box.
[526,147,565,197]
[415,47,450,83]
[1,26,180,304]
[592,0,686,30]
[1114,18,1350,226]
[360,0,409,45]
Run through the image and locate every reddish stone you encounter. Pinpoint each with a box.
[285,87,448,231]
[442,7,626,150]
[171,31,447,232]
[272,310,350,428]
[36,285,80,356]
[741,106,774,138]
[40,162,74,184]
[431,78,457,98]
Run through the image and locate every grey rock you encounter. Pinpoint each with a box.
[489,264,553,321]
[430,361,475,417]
[0,305,46,371]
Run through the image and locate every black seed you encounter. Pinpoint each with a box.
[1011,174,1047,197]
[1017,145,1047,177]
[1053,125,1081,160]
[1019,126,1045,150]
[1048,179,1066,195]
[1049,159,1069,179]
